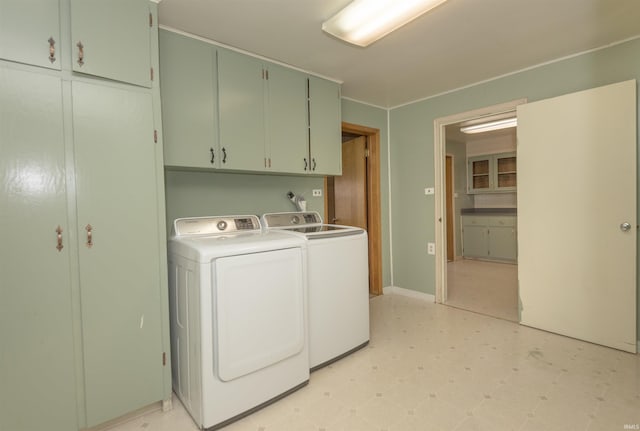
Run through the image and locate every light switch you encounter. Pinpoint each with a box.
[424,187,434,195]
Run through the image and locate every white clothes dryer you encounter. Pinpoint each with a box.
[168,215,309,430]
[261,211,369,370]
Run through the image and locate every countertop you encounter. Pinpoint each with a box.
[461,208,517,215]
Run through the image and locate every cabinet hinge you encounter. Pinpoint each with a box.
[162,352,166,366]
[149,12,153,27]
[150,67,154,81]
[265,69,269,80]
[154,130,158,143]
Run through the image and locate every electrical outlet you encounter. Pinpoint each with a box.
[312,189,322,197]
[427,242,436,255]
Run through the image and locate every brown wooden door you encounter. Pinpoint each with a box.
[446,155,455,261]
[334,136,368,229]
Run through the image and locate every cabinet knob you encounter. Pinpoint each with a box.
[48,37,56,64]
[85,224,93,248]
[620,222,632,232]
[55,225,63,252]
[77,41,84,67]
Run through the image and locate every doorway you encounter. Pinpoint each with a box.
[434,100,526,320]
[325,122,383,296]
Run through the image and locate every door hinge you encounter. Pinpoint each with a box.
[149,12,153,27]
[154,130,158,143]
[365,148,370,158]
[162,352,166,366]
[150,67,154,81]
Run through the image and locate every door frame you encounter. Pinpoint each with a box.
[445,154,455,262]
[325,121,383,296]
[433,99,526,304]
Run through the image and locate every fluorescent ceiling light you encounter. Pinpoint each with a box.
[460,118,518,134]
[322,0,449,47]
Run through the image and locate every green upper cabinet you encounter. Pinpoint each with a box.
[160,32,341,175]
[70,0,152,87]
[0,66,78,431]
[218,47,266,171]
[0,0,61,70]
[467,152,516,193]
[494,153,517,192]
[159,30,219,169]
[218,47,309,173]
[266,63,308,174]
[72,80,165,427]
[308,76,342,176]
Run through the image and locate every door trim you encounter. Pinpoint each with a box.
[433,99,527,304]
[445,154,455,262]
[325,122,383,296]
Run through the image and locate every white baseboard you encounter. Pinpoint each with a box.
[382,285,395,295]
[383,286,435,302]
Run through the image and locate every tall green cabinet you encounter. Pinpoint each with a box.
[0,1,171,430]
[0,67,78,431]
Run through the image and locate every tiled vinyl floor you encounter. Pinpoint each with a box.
[105,294,640,431]
[446,259,519,322]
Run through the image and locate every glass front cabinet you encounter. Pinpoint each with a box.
[467,152,516,193]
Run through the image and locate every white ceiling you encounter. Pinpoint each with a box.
[158,0,640,108]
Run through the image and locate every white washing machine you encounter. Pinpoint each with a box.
[261,211,369,370]
[168,215,309,430]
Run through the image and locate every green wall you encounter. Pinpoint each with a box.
[389,37,640,336]
[164,170,324,235]
[341,99,391,287]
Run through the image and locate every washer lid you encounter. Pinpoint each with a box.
[169,215,305,262]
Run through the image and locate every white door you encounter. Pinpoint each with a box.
[517,80,637,353]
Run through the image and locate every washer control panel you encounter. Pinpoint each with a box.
[262,211,323,228]
[173,215,260,236]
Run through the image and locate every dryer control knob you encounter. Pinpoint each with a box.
[217,221,228,231]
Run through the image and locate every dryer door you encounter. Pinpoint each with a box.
[214,247,306,381]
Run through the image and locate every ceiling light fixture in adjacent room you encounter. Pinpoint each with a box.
[460,117,518,134]
[322,0,449,47]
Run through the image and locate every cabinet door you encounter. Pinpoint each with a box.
[467,156,492,193]
[0,0,61,69]
[72,81,164,427]
[493,153,517,192]
[266,63,308,174]
[488,226,517,261]
[70,0,152,87]
[462,222,488,258]
[0,68,77,431]
[218,48,266,171]
[308,76,342,175]
[160,30,218,169]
